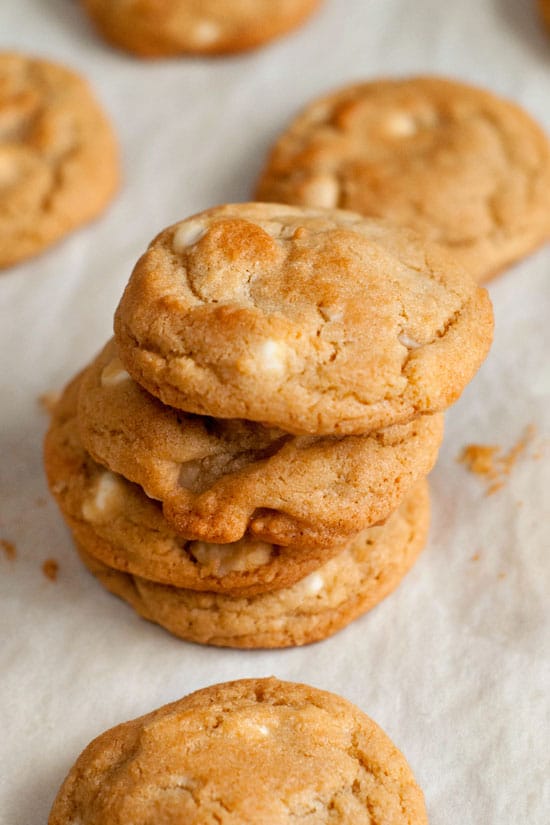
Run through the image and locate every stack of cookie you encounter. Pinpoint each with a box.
[45,203,493,648]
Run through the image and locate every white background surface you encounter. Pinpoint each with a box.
[1,1,550,822]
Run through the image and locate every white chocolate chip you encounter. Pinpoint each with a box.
[257,220,284,238]
[300,571,325,595]
[179,462,202,491]
[100,357,130,387]
[222,715,274,740]
[190,20,222,46]
[302,173,339,208]
[238,339,297,380]
[386,112,418,137]
[173,221,207,252]
[398,333,421,349]
[82,472,124,523]
[167,775,196,790]
[258,339,288,376]
[191,540,272,576]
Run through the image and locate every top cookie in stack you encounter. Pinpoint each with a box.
[114,202,493,434]
[45,202,493,648]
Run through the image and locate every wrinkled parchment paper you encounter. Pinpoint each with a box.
[1,1,549,822]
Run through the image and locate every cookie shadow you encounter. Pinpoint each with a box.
[40,0,100,48]
[494,0,550,59]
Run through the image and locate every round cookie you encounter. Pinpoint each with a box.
[255,77,550,283]
[49,678,428,824]
[77,338,443,545]
[0,52,119,268]
[45,371,433,595]
[114,202,493,435]
[80,0,321,58]
[75,480,430,648]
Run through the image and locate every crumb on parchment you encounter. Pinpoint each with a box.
[1,539,16,560]
[42,558,59,581]
[458,425,537,495]
[38,390,60,414]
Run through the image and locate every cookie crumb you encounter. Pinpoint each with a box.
[470,552,480,562]
[42,559,59,581]
[498,572,507,580]
[1,538,16,560]
[38,390,60,414]
[458,425,536,495]
[35,496,47,507]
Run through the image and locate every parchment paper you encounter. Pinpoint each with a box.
[1,1,549,822]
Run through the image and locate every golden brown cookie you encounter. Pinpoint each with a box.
[45,369,435,594]
[0,53,119,268]
[49,678,428,823]
[256,77,550,283]
[80,0,321,58]
[45,373,331,594]
[77,338,443,546]
[75,480,429,648]
[114,202,493,435]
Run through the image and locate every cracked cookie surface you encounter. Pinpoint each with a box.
[48,678,428,824]
[0,52,119,268]
[80,0,321,57]
[45,371,435,594]
[77,338,442,546]
[114,202,493,435]
[75,480,429,648]
[256,77,550,283]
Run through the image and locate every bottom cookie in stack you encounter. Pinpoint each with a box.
[45,372,431,649]
[75,482,429,648]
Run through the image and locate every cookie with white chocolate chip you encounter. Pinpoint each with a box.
[45,370,435,595]
[75,480,429,648]
[114,202,493,435]
[48,678,428,823]
[256,77,550,283]
[0,52,119,268]
[80,0,321,58]
[77,338,443,547]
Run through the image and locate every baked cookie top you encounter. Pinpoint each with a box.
[49,678,428,823]
[77,339,443,546]
[46,370,436,593]
[256,77,550,282]
[0,52,119,268]
[114,202,493,435]
[81,0,321,57]
[540,0,550,28]
[77,480,429,649]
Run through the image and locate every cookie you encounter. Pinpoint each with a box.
[256,77,550,283]
[80,0,321,58]
[49,678,428,824]
[76,480,429,648]
[0,53,119,268]
[46,369,434,595]
[114,202,493,435]
[45,373,333,595]
[77,338,443,546]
